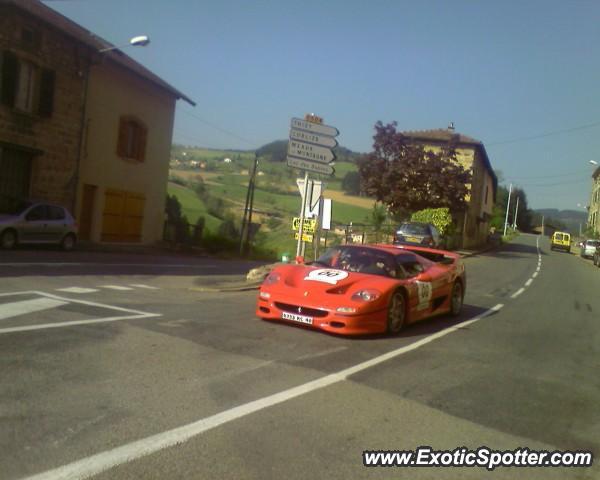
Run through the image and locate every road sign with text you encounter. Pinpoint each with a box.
[287,156,335,175]
[288,140,336,164]
[290,118,339,137]
[289,128,338,148]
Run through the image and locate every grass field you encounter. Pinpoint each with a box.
[167,159,376,256]
[166,183,222,231]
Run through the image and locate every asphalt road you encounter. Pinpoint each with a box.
[0,235,599,480]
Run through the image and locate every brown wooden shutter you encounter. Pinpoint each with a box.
[137,124,147,162]
[38,68,55,117]
[1,50,18,107]
[117,117,127,156]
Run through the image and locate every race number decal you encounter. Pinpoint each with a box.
[416,281,432,310]
[304,269,349,285]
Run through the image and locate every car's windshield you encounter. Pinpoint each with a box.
[398,223,428,235]
[586,240,600,247]
[314,246,398,278]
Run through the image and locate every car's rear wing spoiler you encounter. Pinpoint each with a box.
[393,245,461,264]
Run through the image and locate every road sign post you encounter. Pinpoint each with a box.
[296,171,310,258]
[288,114,338,260]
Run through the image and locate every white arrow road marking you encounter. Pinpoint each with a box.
[0,291,160,335]
[0,298,67,321]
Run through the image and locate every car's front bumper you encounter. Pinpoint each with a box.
[256,294,387,335]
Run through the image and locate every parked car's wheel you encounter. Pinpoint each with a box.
[386,290,406,335]
[0,229,17,250]
[60,233,76,251]
[450,281,463,316]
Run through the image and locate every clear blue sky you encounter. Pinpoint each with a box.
[46,0,600,210]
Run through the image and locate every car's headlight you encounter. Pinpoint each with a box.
[351,289,381,302]
[263,272,281,285]
[259,291,271,299]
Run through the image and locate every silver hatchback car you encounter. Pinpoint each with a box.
[0,201,78,250]
[580,239,600,259]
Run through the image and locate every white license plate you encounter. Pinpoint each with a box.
[282,311,313,325]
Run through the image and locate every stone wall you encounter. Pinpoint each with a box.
[0,4,88,210]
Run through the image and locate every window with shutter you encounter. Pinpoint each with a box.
[1,51,18,107]
[1,51,55,117]
[38,69,54,116]
[117,116,147,162]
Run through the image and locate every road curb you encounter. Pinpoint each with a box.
[189,281,262,293]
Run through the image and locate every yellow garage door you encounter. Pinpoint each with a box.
[101,189,145,242]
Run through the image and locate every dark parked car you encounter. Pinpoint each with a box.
[0,201,77,250]
[393,222,441,248]
[593,244,600,267]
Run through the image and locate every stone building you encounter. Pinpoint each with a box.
[401,127,498,248]
[0,0,194,244]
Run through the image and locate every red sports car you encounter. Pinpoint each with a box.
[256,244,466,335]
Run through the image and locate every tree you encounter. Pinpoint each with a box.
[359,122,471,215]
[341,171,361,195]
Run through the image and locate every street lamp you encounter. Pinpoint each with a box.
[98,35,150,53]
[590,160,598,166]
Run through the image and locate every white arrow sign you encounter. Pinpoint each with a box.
[287,156,335,176]
[291,118,339,137]
[289,128,338,148]
[288,140,335,164]
[296,179,324,213]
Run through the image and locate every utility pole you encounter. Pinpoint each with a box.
[503,183,513,237]
[513,196,519,229]
[541,215,544,236]
[239,153,259,255]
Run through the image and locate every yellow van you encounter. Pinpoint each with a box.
[550,231,571,252]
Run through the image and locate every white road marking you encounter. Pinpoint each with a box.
[128,284,159,290]
[532,272,538,278]
[0,298,67,321]
[99,285,134,291]
[525,279,533,287]
[511,288,525,299]
[56,287,99,294]
[0,291,160,335]
[536,266,541,272]
[23,304,504,480]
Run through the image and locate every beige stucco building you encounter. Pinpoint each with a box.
[402,128,498,248]
[587,166,600,235]
[0,0,193,244]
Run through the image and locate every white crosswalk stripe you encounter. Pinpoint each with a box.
[56,287,99,294]
[0,298,68,321]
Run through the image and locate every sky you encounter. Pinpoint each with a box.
[45,0,600,211]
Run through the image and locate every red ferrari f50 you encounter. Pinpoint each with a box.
[256,244,466,335]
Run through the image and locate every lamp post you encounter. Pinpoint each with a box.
[98,35,150,53]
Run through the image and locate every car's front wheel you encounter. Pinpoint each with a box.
[386,290,406,335]
[0,229,17,250]
[60,234,76,251]
[450,281,463,316]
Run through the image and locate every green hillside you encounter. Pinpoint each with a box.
[168,142,376,257]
